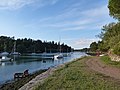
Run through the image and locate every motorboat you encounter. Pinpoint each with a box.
[11,52,21,55]
[0,56,11,62]
[0,52,9,56]
[54,53,63,60]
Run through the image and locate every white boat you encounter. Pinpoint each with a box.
[31,53,37,55]
[0,43,11,62]
[54,38,63,60]
[11,52,21,55]
[41,52,54,59]
[0,52,9,56]
[0,56,11,62]
[41,56,54,59]
[54,53,63,60]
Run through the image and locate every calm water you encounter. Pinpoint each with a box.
[0,52,86,84]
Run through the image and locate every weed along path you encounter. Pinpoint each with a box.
[86,57,120,80]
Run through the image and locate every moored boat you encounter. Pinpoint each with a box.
[0,56,11,62]
[54,53,63,60]
[0,52,9,56]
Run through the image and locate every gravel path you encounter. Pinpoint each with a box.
[86,57,120,80]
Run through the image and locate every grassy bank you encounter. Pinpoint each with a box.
[101,56,120,68]
[34,56,120,90]
[0,69,47,90]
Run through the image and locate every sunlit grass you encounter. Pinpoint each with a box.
[101,56,120,68]
[34,56,120,90]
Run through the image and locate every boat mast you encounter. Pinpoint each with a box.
[59,36,61,53]
[45,47,46,53]
[4,43,7,52]
[13,41,16,52]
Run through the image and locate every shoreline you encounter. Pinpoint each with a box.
[19,57,85,90]
[0,69,47,90]
[0,57,79,90]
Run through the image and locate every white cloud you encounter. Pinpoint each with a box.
[0,0,59,10]
[41,19,93,28]
[61,26,85,31]
[75,39,99,46]
[26,4,112,31]
[0,0,33,10]
[81,5,109,18]
[73,38,100,49]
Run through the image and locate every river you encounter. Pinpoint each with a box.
[0,52,86,84]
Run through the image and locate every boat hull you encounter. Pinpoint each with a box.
[0,56,11,62]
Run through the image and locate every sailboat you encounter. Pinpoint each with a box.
[41,47,54,59]
[10,41,21,55]
[54,53,63,59]
[0,43,11,62]
[54,41,63,60]
[31,48,37,55]
[63,48,71,57]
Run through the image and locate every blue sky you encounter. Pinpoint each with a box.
[0,0,115,49]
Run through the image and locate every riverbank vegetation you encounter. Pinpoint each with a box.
[34,57,120,90]
[89,0,120,56]
[0,36,72,54]
[101,56,120,68]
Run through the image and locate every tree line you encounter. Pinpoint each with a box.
[0,36,72,54]
[89,0,120,55]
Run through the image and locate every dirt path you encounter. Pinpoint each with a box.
[86,57,120,80]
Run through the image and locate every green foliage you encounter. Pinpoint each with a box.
[99,22,120,55]
[79,48,90,52]
[101,56,112,64]
[97,41,109,52]
[89,0,120,55]
[90,42,98,51]
[108,0,120,20]
[90,22,120,55]
[101,56,120,67]
[113,42,120,55]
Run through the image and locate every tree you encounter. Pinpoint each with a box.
[90,42,98,52]
[89,0,120,55]
[108,0,120,20]
[0,36,72,54]
[98,22,120,54]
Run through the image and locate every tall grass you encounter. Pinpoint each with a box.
[34,57,120,90]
